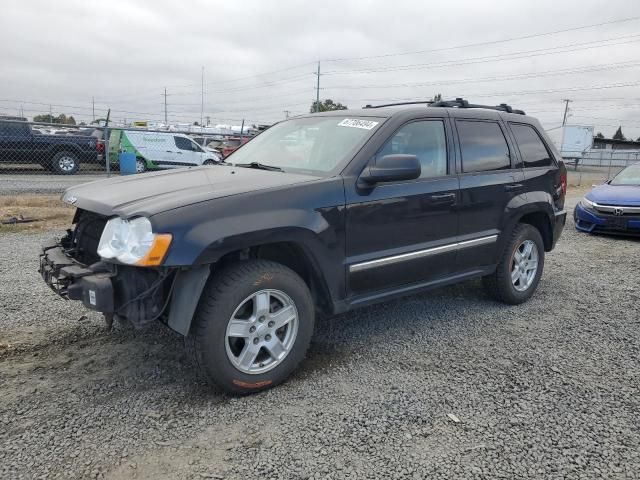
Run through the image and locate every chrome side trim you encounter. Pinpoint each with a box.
[349,234,498,273]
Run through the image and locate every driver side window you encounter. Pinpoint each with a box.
[376,120,448,178]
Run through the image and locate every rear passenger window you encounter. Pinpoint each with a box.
[510,123,552,168]
[376,120,447,178]
[457,120,511,173]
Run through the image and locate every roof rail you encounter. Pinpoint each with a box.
[430,97,526,115]
[363,97,526,115]
[363,100,434,109]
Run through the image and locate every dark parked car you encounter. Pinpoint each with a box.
[40,98,566,394]
[0,119,104,174]
[574,162,640,236]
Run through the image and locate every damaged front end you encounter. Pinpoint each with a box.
[39,209,178,330]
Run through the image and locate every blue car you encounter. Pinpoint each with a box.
[574,162,640,236]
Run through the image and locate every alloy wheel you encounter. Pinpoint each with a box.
[511,240,539,292]
[58,155,76,172]
[225,289,298,375]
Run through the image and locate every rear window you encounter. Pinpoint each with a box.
[457,120,511,173]
[510,123,553,168]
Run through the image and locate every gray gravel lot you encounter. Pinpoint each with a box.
[1,192,639,480]
[0,172,108,195]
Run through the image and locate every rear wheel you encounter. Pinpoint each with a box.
[482,223,545,304]
[51,151,80,175]
[186,260,314,394]
[203,159,217,166]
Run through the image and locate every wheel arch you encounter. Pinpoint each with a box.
[167,240,335,337]
[47,143,82,159]
[517,210,553,252]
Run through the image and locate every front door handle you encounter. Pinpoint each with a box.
[505,183,524,192]
[429,193,456,204]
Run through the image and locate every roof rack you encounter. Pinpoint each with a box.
[363,97,526,115]
[431,98,526,115]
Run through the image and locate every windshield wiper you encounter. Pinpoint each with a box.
[235,162,283,172]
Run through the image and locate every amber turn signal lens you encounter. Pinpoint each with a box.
[136,234,172,266]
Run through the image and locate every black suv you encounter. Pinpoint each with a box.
[40,99,567,394]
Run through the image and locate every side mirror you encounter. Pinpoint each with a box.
[359,154,421,185]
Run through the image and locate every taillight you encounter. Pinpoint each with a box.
[96,140,105,153]
[560,171,567,197]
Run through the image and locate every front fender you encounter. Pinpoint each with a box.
[151,178,347,305]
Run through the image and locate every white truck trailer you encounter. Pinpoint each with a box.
[546,125,594,169]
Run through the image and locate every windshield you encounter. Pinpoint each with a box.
[610,163,640,186]
[228,116,382,174]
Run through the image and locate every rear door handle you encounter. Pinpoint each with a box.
[504,183,524,192]
[429,193,456,204]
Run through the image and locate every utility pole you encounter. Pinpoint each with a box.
[200,66,205,127]
[562,99,572,126]
[92,96,95,122]
[314,61,321,113]
[49,104,53,123]
[283,110,291,119]
[162,88,168,125]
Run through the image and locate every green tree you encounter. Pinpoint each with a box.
[612,126,626,141]
[33,113,76,125]
[310,99,348,113]
[595,132,604,139]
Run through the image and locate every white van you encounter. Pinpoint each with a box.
[114,130,222,172]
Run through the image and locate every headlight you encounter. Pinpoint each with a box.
[580,196,596,210]
[97,217,172,266]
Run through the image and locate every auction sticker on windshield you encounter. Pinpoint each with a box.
[338,118,379,130]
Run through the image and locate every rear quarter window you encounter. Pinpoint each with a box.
[510,123,553,168]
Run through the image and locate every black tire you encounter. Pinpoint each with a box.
[186,260,315,395]
[51,151,80,175]
[203,159,217,166]
[482,223,545,305]
[135,158,146,173]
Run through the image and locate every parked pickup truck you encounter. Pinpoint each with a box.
[0,119,104,174]
[39,98,567,394]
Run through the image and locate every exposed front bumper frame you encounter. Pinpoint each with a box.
[39,239,116,313]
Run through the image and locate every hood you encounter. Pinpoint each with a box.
[63,166,321,217]
[587,183,640,206]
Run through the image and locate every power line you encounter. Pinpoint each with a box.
[333,80,640,105]
[322,60,640,90]
[323,34,640,75]
[322,16,640,62]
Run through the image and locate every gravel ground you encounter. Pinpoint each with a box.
[0,173,108,195]
[1,192,639,480]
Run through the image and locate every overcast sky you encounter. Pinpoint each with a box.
[1,0,640,138]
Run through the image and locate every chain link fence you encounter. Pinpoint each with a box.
[0,117,257,178]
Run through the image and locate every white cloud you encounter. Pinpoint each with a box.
[1,0,639,138]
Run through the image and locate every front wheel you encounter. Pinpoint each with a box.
[203,159,217,166]
[186,260,314,394]
[482,223,545,304]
